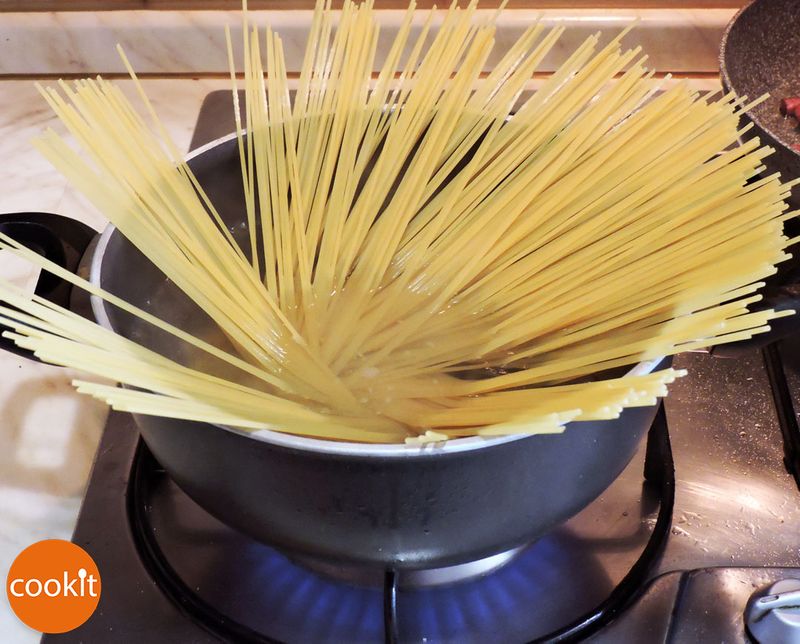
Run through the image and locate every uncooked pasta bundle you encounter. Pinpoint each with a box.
[0,0,795,443]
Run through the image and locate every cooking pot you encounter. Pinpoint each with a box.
[0,131,754,573]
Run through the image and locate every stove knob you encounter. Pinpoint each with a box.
[746,579,800,644]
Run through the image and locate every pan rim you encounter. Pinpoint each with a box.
[719,0,800,159]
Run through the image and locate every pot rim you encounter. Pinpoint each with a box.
[89,131,665,457]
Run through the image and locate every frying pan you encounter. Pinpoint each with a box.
[0,133,665,572]
[720,0,800,211]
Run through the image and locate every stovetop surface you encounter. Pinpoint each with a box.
[42,92,800,644]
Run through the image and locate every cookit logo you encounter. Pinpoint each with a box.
[6,539,101,633]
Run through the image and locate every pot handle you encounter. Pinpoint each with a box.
[712,262,800,358]
[0,212,98,361]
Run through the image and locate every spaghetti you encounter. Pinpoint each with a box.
[0,0,795,443]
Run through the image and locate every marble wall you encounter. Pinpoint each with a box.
[0,8,735,76]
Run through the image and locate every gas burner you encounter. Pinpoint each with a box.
[118,403,674,644]
[293,546,527,589]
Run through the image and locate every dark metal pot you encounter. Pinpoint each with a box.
[2,134,663,573]
[76,133,665,570]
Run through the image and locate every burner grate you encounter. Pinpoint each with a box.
[762,342,800,490]
[126,406,674,644]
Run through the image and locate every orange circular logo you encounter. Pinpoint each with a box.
[6,539,101,634]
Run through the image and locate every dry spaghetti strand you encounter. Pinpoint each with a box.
[1,0,794,443]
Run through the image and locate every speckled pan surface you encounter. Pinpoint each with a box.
[720,0,800,206]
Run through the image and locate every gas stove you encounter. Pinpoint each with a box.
[43,92,800,644]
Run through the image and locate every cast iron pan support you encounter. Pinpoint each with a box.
[762,343,800,490]
[383,570,399,644]
[0,212,97,359]
[382,404,676,644]
[527,402,675,642]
